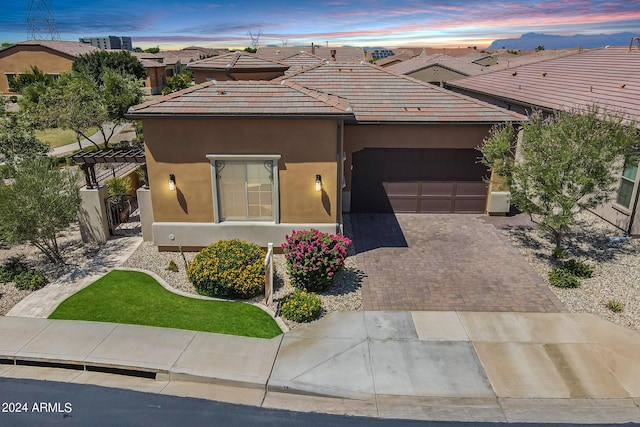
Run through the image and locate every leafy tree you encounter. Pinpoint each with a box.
[478,107,638,251]
[20,68,143,149]
[72,50,146,84]
[243,47,257,53]
[536,45,545,51]
[1,42,12,47]
[0,97,48,163]
[0,156,80,263]
[144,47,160,54]
[7,66,54,93]
[100,68,144,143]
[161,70,193,95]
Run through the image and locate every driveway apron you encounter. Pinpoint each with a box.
[350,213,565,312]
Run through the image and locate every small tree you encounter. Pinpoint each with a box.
[479,107,638,251]
[0,156,81,263]
[7,66,54,93]
[0,97,48,163]
[161,70,193,95]
[72,50,146,84]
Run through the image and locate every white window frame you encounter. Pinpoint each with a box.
[207,154,281,224]
[615,157,639,210]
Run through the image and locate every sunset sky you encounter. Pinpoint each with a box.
[2,0,639,49]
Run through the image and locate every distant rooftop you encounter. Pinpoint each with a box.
[386,54,488,77]
[2,40,98,58]
[448,46,640,126]
[186,51,289,71]
[258,46,365,63]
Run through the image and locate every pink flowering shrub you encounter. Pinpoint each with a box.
[281,229,351,292]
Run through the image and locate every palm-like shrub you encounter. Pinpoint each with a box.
[281,229,351,292]
[187,239,265,299]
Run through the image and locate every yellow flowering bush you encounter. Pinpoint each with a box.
[186,239,266,299]
[279,290,322,323]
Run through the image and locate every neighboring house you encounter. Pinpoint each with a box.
[376,53,413,67]
[126,62,522,249]
[186,51,289,84]
[129,52,167,95]
[0,40,164,95]
[258,45,365,63]
[386,54,488,85]
[460,52,497,66]
[79,36,132,50]
[448,45,640,235]
[0,40,96,93]
[364,47,394,61]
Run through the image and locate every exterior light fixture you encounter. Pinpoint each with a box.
[168,174,176,191]
[315,174,322,192]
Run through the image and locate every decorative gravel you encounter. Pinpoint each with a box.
[0,222,101,315]
[121,218,363,329]
[498,211,640,332]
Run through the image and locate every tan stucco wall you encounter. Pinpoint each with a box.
[408,66,467,84]
[192,69,286,84]
[0,47,74,93]
[144,67,165,95]
[343,124,494,191]
[142,117,341,225]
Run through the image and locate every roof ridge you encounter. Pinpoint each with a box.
[282,80,352,112]
[128,80,217,112]
[272,61,328,82]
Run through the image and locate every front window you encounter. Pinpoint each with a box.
[208,155,280,223]
[616,157,638,209]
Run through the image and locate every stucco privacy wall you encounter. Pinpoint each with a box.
[0,47,73,93]
[142,117,342,248]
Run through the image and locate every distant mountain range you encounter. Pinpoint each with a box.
[488,32,638,50]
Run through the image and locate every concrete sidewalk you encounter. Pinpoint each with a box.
[1,311,639,423]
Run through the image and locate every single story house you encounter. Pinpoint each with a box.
[186,51,290,84]
[447,45,640,235]
[126,62,522,249]
[0,40,96,93]
[386,54,489,85]
[0,40,165,95]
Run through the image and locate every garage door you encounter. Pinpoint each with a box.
[351,148,489,213]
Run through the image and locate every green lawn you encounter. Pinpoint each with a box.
[35,127,100,148]
[49,270,282,338]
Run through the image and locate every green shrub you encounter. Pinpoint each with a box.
[166,259,179,272]
[562,259,594,278]
[608,299,624,312]
[186,239,265,299]
[280,290,322,323]
[548,268,581,288]
[551,247,566,259]
[0,257,29,283]
[14,270,47,291]
[281,229,351,292]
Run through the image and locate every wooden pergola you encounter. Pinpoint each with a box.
[72,147,146,189]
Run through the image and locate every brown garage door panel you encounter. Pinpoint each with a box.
[384,181,486,213]
[351,148,489,213]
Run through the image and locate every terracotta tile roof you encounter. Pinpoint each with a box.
[459,52,494,63]
[376,54,413,67]
[448,46,640,125]
[258,46,365,63]
[488,49,579,71]
[186,51,289,71]
[280,52,325,74]
[386,54,488,77]
[4,40,98,58]
[126,80,352,117]
[276,62,524,123]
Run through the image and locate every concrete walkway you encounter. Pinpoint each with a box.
[6,236,142,318]
[1,311,639,423]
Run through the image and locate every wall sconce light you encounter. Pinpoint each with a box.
[168,174,176,191]
[315,174,322,192]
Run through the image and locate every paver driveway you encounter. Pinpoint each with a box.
[350,213,565,312]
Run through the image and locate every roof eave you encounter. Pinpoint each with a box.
[125,112,353,120]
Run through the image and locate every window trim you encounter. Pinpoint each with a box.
[207,154,281,224]
[615,157,639,210]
